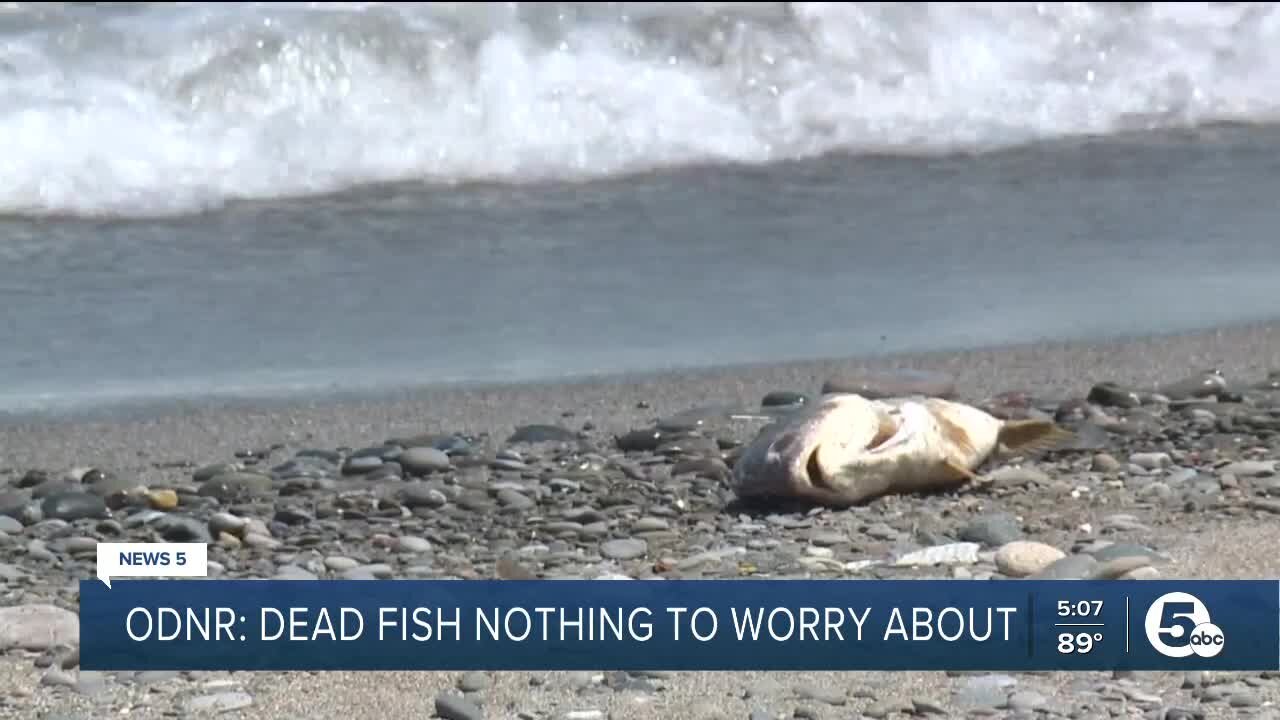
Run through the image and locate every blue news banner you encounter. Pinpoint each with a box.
[79,579,1279,672]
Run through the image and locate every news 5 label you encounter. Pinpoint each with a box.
[96,542,208,588]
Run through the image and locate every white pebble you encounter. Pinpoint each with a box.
[995,541,1065,578]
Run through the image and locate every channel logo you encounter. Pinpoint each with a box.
[1144,591,1225,658]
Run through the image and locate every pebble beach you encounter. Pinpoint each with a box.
[4,321,1280,720]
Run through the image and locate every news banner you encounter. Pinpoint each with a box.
[81,542,1279,672]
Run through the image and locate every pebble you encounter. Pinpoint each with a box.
[39,492,107,522]
[1219,460,1276,478]
[0,515,22,533]
[457,671,491,692]
[156,515,211,543]
[762,391,807,407]
[984,466,1051,487]
[1089,556,1153,579]
[994,541,1065,577]
[193,463,239,483]
[1030,554,1099,580]
[146,488,179,510]
[435,691,483,717]
[198,472,272,501]
[208,512,248,537]
[324,557,360,572]
[399,484,449,509]
[794,683,846,706]
[1088,382,1141,408]
[184,691,254,713]
[395,536,432,554]
[0,604,79,651]
[1006,690,1047,712]
[600,538,647,561]
[342,456,384,475]
[958,514,1022,547]
[1130,452,1172,470]
[1229,691,1262,708]
[496,489,536,511]
[633,517,671,533]
[508,424,578,444]
[895,543,980,567]
[398,447,452,476]
[954,674,1017,709]
[1091,453,1122,473]
[1088,543,1167,564]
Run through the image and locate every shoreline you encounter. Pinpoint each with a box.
[4,319,1279,471]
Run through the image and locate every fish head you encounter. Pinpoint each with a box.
[731,393,904,505]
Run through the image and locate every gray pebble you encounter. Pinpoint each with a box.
[61,536,98,556]
[1219,460,1275,478]
[208,512,248,537]
[911,698,947,715]
[984,466,1051,487]
[399,483,448,509]
[39,492,107,522]
[1087,543,1168,564]
[395,536,432,554]
[275,565,318,580]
[1006,690,1046,711]
[1030,554,1099,579]
[184,691,254,713]
[324,557,360,572]
[1130,452,1172,470]
[435,692,484,720]
[40,667,78,688]
[457,671,491,692]
[398,447,452,476]
[954,674,1016,709]
[794,683,845,706]
[0,603,79,651]
[193,463,238,483]
[633,517,671,533]
[601,538,647,561]
[496,489,536,511]
[508,424,577,444]
[491,458,529,472]
[198,472,272,501]
[0,515,24,534]
[341,456,383,475]
[958,514,1022,547]
[155,515,212,543]
[1229,691,1262,708]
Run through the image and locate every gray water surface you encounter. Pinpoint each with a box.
[4,127,1280,414]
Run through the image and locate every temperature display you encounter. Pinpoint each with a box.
[1058,630,1104,654]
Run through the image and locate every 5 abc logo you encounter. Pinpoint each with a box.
[1144,592,1225,658]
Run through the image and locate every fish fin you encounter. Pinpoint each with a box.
[998,419,1074,455]
[943,458,980,482]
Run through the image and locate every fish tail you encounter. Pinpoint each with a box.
[997,419,1073,454]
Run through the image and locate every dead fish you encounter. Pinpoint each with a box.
[731,393,1073,507]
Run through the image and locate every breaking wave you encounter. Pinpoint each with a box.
[3,2,1280,217]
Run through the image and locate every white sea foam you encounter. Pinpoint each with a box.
[3,2,1280,217]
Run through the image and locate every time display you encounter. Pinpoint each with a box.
[1056,600,1103,618]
